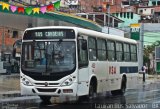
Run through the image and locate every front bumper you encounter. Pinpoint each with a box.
[20,82,78,97]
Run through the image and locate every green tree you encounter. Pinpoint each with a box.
[143,41,160,73]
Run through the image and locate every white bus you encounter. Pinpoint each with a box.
[20,26,138,102]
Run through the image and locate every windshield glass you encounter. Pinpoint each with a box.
[21,41,76,73]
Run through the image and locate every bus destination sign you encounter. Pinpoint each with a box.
[35,31,65,38]
[23,29,75,40]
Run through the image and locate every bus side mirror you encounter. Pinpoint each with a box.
[12,48,16,58]
[81,40,87,50]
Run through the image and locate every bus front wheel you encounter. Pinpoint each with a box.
[88,81,97,100]
[111,77,126,96]
[120,77,127,95]
[77,79,97,102]
[39,96,51,103]
[77,83,96,103]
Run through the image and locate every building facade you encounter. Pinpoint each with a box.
[0,27,22,53]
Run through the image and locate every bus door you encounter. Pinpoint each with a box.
[77,38,89,95]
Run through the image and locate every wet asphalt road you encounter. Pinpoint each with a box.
[1,81,160,109]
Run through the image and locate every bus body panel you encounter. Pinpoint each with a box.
[88,61,138,93]
[77,68,89,96]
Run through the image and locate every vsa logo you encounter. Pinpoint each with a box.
[131,28,140,32]
[109,66,116,74]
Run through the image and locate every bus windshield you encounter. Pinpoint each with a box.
[21,41,76,74]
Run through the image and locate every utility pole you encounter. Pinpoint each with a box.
[107,3,110,34]
[139,23,144,70]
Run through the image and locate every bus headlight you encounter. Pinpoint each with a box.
[61,77,74,86]
[22,78,33,86]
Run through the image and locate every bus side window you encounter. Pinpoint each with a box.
[97,38,107,61]
[130,44,137,62]
[107,40,115,61]
[116,42,123,61]
[88,37,97,61]
[78,39,88,68]
[123,43,131,61]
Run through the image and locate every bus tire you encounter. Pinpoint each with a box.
[77,95,87,103]
[89,82,94,99]
[77,78,97,103]
[77,82,97,103]
[110,90,116,95]
[39,96,51,103]
[120,76,127,95]
[111,76,127,96]
[88,78,97,100]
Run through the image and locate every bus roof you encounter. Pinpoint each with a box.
[25,26,137,44]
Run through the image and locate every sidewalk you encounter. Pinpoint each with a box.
[148,74,160,79]
[138,74,160,85]
[139,74,160,80]
[0,74,21,100]
[0,74,20,92]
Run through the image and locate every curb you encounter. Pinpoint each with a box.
[0,91,21,99]
[0,91,39,102]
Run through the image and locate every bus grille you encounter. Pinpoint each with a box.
[35,83,59,86]
[37,88,57,92]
